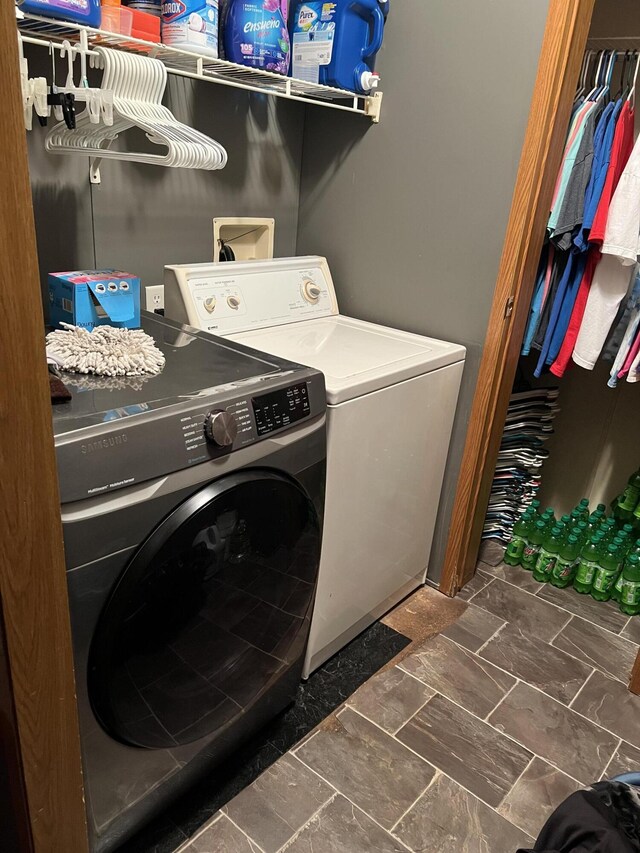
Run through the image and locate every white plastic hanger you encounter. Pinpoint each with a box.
[45,47,227,180]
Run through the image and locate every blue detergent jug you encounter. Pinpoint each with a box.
[291,0,388,94]
[223,0,291,75]
[18,0,102,27]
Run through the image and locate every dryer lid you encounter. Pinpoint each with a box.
[232,316,466,404]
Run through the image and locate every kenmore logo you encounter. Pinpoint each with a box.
[244,18,280,32]
[81,434,128,454]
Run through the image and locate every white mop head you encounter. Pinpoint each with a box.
[46,323,165,377]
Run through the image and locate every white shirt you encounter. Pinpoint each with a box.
[602,131,640,266]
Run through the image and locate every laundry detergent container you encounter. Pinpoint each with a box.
[291,0,389,94]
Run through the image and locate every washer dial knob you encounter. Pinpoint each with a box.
[227,296,241,310]
[204,410,238,447]
[302,280,321,304]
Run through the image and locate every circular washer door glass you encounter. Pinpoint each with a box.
[88,471,321,748]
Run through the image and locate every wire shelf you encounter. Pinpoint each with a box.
[17,11,383,121]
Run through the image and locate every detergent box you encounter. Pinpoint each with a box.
[48,270,141,331]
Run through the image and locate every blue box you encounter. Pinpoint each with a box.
[48,270,141,331]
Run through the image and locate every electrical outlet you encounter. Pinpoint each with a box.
[145,285,165,314]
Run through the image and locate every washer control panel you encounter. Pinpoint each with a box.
[164,257,338,336]
[253,383,310,436]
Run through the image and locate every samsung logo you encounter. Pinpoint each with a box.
[81,434,128,454]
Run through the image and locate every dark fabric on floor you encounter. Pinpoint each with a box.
[519,782,640,853]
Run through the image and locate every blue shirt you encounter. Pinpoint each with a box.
[574,99,622,253]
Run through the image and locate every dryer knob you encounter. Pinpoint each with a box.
[204,410,238,447]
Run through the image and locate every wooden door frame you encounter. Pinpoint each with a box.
[439,0,596,598]
[0,4,89,850]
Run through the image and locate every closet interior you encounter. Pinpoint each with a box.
[480,0,640,621]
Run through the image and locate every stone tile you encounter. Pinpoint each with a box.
[223,755,332,853]
[478,539,506,567]
[620,616,640,644]
[457,570,493,602]
[498,758,581,838]
[536,584,629,634]
[489,682,618,783]
[189,815,262,853]
[440,603,505,653]
[382,586,467,646]
[295,706,435,829]
[395,773,533,853]
[281,795,410,852]
[347,666,434,734]
[571,670,640,748]
[603,740,640,779]
[397,694,532,807]
[471,578,569,642]
[479,561,545,594]
[399,635,515,718]
[553,616,637,683]
[480,623,592,704]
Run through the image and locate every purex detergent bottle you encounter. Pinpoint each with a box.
[291,0,389,94]
[223,0,291,74]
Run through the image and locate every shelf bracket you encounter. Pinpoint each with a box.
[89,157,102,184]
[365,91,383,123]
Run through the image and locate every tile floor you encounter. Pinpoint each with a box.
[173,561,640,853]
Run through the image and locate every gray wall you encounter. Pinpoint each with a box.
[26,47,305,307]
[297,0,550,583]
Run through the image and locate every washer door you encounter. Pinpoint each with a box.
[88,470,321,749]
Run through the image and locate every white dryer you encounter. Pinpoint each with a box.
[164,257,465,677]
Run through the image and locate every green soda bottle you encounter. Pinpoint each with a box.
[592,544,622,601]
[560,514,571,528]
[550,534,581,588]
[532,526,562,582]
[530,499,541,513]
[602,518,617,542]
[575,520,589,543]
[521,520,546,571]
[597,503,606,513]
[541,510,555,531]
[630,538,640,560]
[612,569,625,602]
[504,512,533,566]
[620,554,640,616]
[623,524,635,537]
[577,498,590,519]
[618,468,640,511]
[574,533,604,594]
[633,502,640,531]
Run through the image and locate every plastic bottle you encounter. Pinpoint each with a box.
[550,534,581,588]
[224,0,290,73]
[592,544,622,601]
[18,0,102,25]
[560,514,572,528]
[575,520,589,543]
[290,0,388,93]
[521,520,546,571]
[530,499,541,513]
[618,468,640,511]
[574,533,604,594]
[540,509,555,531]
[620,554,640,616]
[162,0,219,56]
[579,498,591,518]
[504,512,533,566]
[533,526,562,582]
[629,538,640,560]
[602,518,617,542]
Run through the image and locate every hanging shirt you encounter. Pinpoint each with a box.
[572,119,640,368]
[603,266,640,360]
[532,252,568,351]
[589,101,636,246]
[601,126,640,264]
[549,100,595,219]
[545,251,589,367]
[534,251,587,377]
[625,337,640,382]
[606,273,640,387]
[550,247,601,377]
[551,105,601,250]
[574,99,621,253]
[522,246,554,356]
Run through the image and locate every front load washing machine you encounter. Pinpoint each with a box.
[163,257,466,678]
[53,313,326,852]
